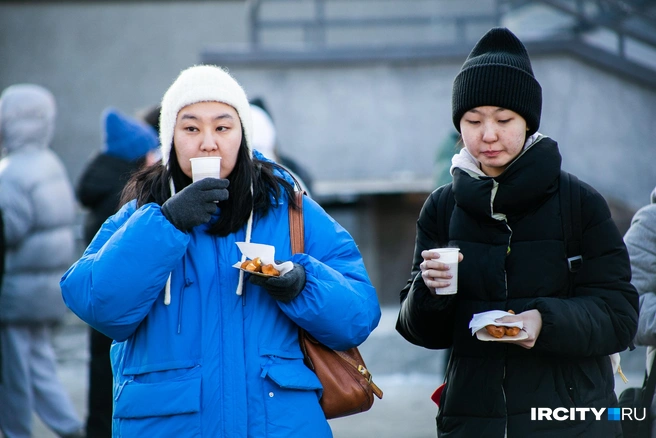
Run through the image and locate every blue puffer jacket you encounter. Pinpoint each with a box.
[61,194,381,437]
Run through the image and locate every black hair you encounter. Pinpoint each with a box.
[120,134,299,236]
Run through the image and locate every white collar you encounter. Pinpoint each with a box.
[449,132,544,178]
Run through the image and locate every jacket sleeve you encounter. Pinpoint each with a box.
[60,201,189,341]
[76,154,106,208]
[526,183,639,357]
[276,196,381,351]
[624,203,656,347]
[395,188,457,350]
[0,177,33,247]
[0,208,4,287]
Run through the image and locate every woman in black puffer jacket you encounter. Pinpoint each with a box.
[396,27,638,438]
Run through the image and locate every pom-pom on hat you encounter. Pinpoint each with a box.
[159,65,252,166]
[102,108,159,162]
[452,27,542,136]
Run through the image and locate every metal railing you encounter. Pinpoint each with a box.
[202,0,656,87]
[500,0,656,60]
[246,0,501,50]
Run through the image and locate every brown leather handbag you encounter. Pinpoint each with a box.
[289,191,383,419]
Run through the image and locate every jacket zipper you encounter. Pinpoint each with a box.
[177,254,190,334]
[503,223,512,437]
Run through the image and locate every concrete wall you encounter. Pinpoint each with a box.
[0,1,247,186]
[223,55,656,210]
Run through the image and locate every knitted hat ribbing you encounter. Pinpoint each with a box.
[159,65,252,166]
[452,27,542,136]
[102,108,159,162]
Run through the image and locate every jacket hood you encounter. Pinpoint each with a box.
[0,84,56,154]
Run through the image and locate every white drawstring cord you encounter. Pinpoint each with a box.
[164,275,172,305]
[236,183,254,296]
[163,174,253,300]
[164,177,176,305]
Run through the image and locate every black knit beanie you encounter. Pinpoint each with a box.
[452,27,542,136]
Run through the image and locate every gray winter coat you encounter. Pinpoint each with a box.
[0,84,76,323]
[626,186,656,433]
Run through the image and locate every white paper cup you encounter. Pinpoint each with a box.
[430,247,460,295]
[190,157,222,182]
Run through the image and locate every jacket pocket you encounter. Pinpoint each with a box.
[263,356,323,391]
[260,351,330,437]
[562,357,609,406]
[114,375,201,418]
[114,366,201,437]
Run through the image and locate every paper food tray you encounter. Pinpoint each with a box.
[232,242,293,277]
[470,310,526,342]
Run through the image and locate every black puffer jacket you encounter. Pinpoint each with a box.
[396,137,638,437]
[77,153,142,244]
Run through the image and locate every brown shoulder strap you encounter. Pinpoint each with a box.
[289,191,304,254]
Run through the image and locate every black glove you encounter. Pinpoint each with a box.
[161,178,229,231]
[249,262,306,303]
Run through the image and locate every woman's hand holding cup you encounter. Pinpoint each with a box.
[420,248,462,295]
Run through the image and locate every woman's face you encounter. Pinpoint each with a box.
[173,101,243,180]
[459,106,528,177]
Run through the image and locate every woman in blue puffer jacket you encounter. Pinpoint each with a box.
[60,65,381,438]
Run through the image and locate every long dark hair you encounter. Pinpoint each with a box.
[120,134,299,236]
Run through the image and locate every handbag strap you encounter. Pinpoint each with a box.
[289,191,305,254]
[289,192,383,400]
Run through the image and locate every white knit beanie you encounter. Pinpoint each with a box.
[159,65,253,166]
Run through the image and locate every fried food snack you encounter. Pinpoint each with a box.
[485,325,506,338]
[241,257,262,271]
[261,264,280,276]
[504,326,521,336]
[251,257,262,269]
[485,310,520,338]
[239,258,281,277]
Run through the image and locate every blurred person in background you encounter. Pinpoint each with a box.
[139,104,161,135]
[0,84,84,438]
[0,207,4,385]
[60,65,380,437]
[0,208,4,288]
[249,97,314,196]
[76,107,159,438]
[434,131,460,189]
[625,185,656,437]
[139,104,164,166]
[396,27,638,437]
